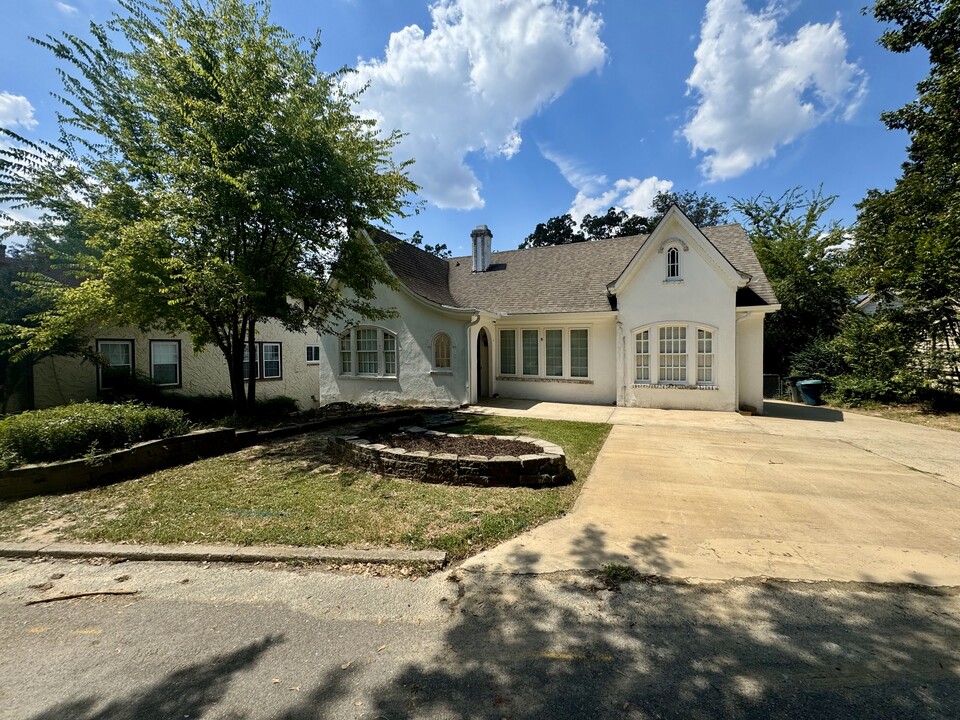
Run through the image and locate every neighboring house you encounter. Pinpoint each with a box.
[29,205,780,413]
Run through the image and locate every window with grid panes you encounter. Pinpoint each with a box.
[658,325,687,383]
[570,329,588,377]
[697,329,714,384]
[545,329,563,377]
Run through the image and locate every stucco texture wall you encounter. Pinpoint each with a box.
[32,319,322,410]
[318,284,470,408]
[615,215,738,411]
[483,316,618,405]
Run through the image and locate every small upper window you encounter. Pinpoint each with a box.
[306,345,321,364]
[433,333,451,369]
[666,246,681,279]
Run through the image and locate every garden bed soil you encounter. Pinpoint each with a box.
[375,433,542,457]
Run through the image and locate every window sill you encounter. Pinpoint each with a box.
[339,374,399,381]
[662,278,684,284]
[497,375,593,385]
[633,383,719,390]
[430,369,454,375]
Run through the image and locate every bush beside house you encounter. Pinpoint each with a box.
[0,402,190,469]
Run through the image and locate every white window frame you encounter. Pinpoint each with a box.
[697,328,714,385]
[499,329,517,375]
[498,326,590,381]
[244,341,282,380]
[521,329,539,376]
[633,323,717,387]
[665,245,681,281]
[432,332,452,371]
[306,345,321,364]
[569,328,589,378]
[337,327,399,378]
[96,339,133,391]
[635,330,650,383]
[658,325,687,384]
[544,328,564,377]
[150,339,181,388]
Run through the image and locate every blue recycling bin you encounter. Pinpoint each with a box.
[796,379,824,406]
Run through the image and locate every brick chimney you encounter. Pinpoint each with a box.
[470,225,493,272]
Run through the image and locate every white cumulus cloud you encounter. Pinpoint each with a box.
[347,0,606,209]
[542,147,673,222]
[682,0,867,181]
[55,2,79,14]
[0,92,38,131]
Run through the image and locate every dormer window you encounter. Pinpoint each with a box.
[666,246,681,280]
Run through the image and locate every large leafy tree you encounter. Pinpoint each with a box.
[852,0,960,389]
[649,190,730,228]
[0,0,415,413]
[733,187,849,377]
[518,190,730,249]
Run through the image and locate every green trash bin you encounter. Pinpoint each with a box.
[796,379,824,406]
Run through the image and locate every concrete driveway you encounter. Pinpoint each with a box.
[461,400,960,586]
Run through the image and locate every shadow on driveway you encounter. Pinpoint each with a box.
[763,401,845,423]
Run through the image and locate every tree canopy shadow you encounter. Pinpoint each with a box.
[282,526,960,719]
[27,634,283,720]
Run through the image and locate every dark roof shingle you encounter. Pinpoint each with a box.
[375,224,777,313]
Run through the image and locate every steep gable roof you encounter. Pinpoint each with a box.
[375,223,777,314]
[369,229,458,308]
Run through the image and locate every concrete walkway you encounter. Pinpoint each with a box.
[461,399,960,586]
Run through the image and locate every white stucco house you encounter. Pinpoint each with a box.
[325,204,779,413]
[30,205,779,414]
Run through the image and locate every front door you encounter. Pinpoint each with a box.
[477,328,490,399]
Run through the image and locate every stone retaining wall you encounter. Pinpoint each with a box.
[333,427,571,487]
[0,407,438,501]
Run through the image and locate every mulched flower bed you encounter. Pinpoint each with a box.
[376,433,542,457]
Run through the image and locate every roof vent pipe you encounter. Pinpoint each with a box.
[470,225,493,272]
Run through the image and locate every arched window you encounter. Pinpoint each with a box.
[433,332,451,369]
[634,324,715,386]
[338,327,398,376]
[666,246,681,279]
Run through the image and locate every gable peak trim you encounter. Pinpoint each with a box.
[658,236,689,253]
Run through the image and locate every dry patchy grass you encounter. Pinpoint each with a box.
[846,404,960,433]
[0,415,610,561]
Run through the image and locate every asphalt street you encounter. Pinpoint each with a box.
[2,558,959,719]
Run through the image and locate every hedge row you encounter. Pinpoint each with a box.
[0,402,191,469]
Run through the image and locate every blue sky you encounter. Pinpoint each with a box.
[0,0,929,255]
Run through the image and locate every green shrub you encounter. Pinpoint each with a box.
[826,371,926,406]
[0,402,191,469]
[789,337,846,380]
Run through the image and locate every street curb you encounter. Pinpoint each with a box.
[0,542,446,568]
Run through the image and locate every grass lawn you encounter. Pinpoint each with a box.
[844,404,960,433]
[0,415,610,561]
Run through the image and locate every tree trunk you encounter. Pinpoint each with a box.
[245,319,257,415]
[227,335,246,415]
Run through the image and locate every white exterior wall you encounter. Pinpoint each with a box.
[736,311,765,414]
[615,216,739,411]
[33,318,323,410]
[479,314,618,405]
[318,283,471,408]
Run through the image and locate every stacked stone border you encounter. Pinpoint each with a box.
[333,426,571,487]
[0,407,447,501]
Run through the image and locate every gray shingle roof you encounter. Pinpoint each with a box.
[375,224,777,313]
[370,229,458,307]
